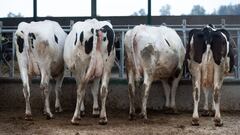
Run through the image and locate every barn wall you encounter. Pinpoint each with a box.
[0,77,240,112]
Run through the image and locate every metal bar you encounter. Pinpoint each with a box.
[237,31,240,79]
[0,21,2,77]
[119,31,125,78]
[182,19,187,46]
[33,0,37,21]
[11,32,15,78]
[147,0,151,25]
[91,0,97,18]
[221,19,225,28]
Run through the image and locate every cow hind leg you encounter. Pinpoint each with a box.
[54,72,64,113]
[161,80,171,113]
[213,87,223,127]
[201,87,210,117]
[22,72,32,120]
[140,74,152,120]
[127,70,136,120]
[99,72,111,125]
[91,78,100,117]
[210,94,216,117]
[192,81,201,126]
[212,64,223,126]
[80,100,85,117]
[40,74,53,119]
[169,70,182,114]
[71,82,86,125]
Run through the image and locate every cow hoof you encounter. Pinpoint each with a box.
[128,113,136,121]
[76,116,81,121]
[92,108,100,117]
[214,118,223,127]
[46,113,54,120]
[80,111,85,117]
[201,110,210,117]
[25,114,33,121]
[139,113,147,120]
[99,117,108,125]
[71,119,80,125]
[55,107,63,113]
[191,118,199,126]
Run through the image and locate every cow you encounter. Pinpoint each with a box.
[15,20,67,120]
[63,19,115,125]
[186,24,234,126]
[124,25,186,120]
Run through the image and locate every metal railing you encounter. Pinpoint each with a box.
[0,19,240,79]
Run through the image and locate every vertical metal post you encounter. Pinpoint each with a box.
[70,20,74,31]
[91,0,97,18]
[237,31,240,79]
[33,0,37,21]
[221,19,225,28]
[182,19,187,46]
[0,21,2,77]
[182,19,188,79]
[119,31,125,78]
[11,32,15,78]
[147,0,151,25]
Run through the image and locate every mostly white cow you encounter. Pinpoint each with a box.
[64,19,115,125]
[125,25,186,120]
[15,20,67,120]
[186,24,234,126]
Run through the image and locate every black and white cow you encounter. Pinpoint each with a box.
[15,20,67,120]
[186,24,234,126]
[64,19,115,125]
[125,25,186,120]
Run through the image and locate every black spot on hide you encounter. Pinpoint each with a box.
[28,33,36,48]
[85,36,93,54]
[28,33,36,40]
[17,36,24,53]
[54,34,58,44]
[165,39,170,47]
[103,37,106,41]
[80,31,84,44]
[100,25,114,56]
[74,33,77,45]
[210,31,227,65]
[91,28,94,34]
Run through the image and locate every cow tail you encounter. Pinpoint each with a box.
[85,29,98,81]
[206,44,212,62]
[130,33,141,81]
[202,44,213,86]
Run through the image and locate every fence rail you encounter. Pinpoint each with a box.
[0,19,240,79]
